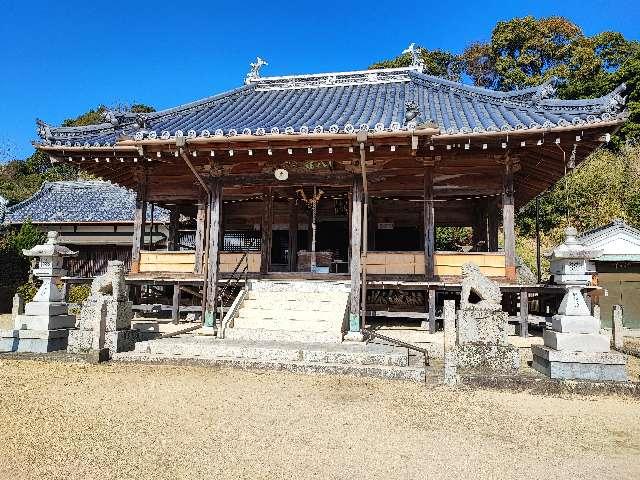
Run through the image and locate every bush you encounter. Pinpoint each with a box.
[68,284,91,305]
[16,280,39,303]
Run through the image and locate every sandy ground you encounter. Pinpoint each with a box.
[0,360,639,480]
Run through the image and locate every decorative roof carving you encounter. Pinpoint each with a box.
[245,57,268,85]
[402,43,425,72]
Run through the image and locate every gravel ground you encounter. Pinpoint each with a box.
[1,360,639,480]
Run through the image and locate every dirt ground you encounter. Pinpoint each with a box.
[1,360,639,480]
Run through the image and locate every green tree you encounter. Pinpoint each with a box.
[370,47,463,81]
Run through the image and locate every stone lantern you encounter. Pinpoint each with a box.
[0,231,78,353]
[532,227,626,381]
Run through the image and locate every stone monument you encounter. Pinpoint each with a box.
[532,227,627,381]
[67,260,137,358]
[0,231,78,353]
[455,263,520,372]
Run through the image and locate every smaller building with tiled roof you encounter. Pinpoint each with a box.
[577,219,640,330]
[4,181,172,277]
[5,180,168,226]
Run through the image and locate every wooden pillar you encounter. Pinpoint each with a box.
[260,188,273,274]
[423,164,435,280]
[349,176,363,332]
[288,199,298,272]
[167,207,179,251]
[194,199,206,274]
[518,289,529,337]
[487,198,499,252]
[503,160,516,281]
[472,200,488,251]
[171,283,181,325]
[204,178,222,324]
[130,171,147,274]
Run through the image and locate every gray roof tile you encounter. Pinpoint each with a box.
[5,181,169,224]
[35,67,627,146]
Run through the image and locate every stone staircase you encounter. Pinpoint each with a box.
[221,280,350,343]
[117,337,428,382]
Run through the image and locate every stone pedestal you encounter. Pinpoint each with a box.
[0,232,77,353]
[67,261,137,358]
[456,308,520,373]
[532,227,627,381]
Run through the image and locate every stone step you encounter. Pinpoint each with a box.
[133,338,409,366]
[248,280,351,294]
[225,327,343,344]
[242,296,348,312]
[235,308,342,323]
[233,317,336,332]
[115,351,423,382]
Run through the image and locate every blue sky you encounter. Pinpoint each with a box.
[1,0,638,159]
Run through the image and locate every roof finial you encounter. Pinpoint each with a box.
[245,57,268,84]
[402,43,424,72]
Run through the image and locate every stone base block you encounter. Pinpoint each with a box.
[343,331,364,342]
[532,345,627,381]
[551,315,600,334]
[68,329,138,356]
[13,314,76,331]
[457,309,508,345]
[25,302,69,317]
[0,329,69,353]
[455,343,520,372]
[543,329,609,352]
[78,299,133,331]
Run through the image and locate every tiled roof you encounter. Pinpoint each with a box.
[4,180,169,224]
[35,66,627,147]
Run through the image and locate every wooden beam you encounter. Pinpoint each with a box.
[423,165,435,280]
[167,207,179,251]
[204,177,222,324]
[488,198,499,252]
[288,199,298,272]
[194,199,206,274]
[503,159,516,281]
[130,171,147,273]
[349,175,363,332]
[260,188,273,274]
[171,282,181,325]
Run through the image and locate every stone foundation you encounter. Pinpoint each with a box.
[456,343,520,372]
[532,345,627,381]
[68,329,137,355]
[0,329,69,353]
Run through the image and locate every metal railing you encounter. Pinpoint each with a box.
[362,328,430,382]
[215,251,249,327]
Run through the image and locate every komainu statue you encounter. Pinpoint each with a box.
[90,260,127,301]
[455,262,519,372]
[67,260,136,357]
[460,262,502,311]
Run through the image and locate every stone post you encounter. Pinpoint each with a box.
[11,294,24,319]
[612,305,624,351]
[443,300,458,385]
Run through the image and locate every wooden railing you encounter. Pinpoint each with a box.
[138,251,261,274]
[365,251,506,277]
[137,250,504,277]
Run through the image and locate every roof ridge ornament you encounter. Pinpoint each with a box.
[245,57,268,85]
[402,43,424,72]
[36,119,53,143]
